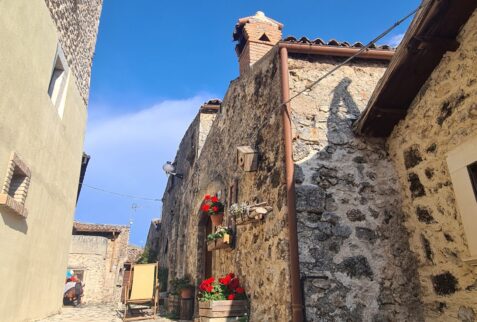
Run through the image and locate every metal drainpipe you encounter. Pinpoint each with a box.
[279,46,304,322]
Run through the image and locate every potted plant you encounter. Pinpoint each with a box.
[170,277,194,299]
[207,226,233,251]
[198,273,248,318]
[201,194,225,226]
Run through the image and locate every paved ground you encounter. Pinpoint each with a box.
[36,304,181,322]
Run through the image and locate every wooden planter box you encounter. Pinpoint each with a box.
[199,300,248,318]
[207,234,232,251]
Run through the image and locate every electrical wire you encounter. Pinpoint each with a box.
[282,2,426,108]
[80,183,161,202]
[253,1,428,137]
[82,4,426,203]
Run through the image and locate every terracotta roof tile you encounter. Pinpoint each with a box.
[282,36,394,51]
[73,221,128,233]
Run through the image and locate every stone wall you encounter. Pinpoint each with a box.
[289,55,423,321]
[44,0,103,105]
[68,235,108,303]
[387,10,477,321]
[145,219,161,259]
[157,48,292,321]
[67,227,130,304]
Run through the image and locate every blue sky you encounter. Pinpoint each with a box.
[75,0,420,246]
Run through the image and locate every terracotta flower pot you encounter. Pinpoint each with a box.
[180,287,194,299]
[210,213,224,226]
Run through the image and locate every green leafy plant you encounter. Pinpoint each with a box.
[170,277,193,295]
[207,226,233,241]
[136,247,158,264]
[158,267,168,292]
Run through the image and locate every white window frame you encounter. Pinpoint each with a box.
[48,45,70,118]
[446,135,477,265]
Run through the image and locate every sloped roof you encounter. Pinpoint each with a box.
[73,221,128,234]
[355,0,477,136]
[282,36,394,51]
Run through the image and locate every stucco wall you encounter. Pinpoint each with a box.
[387,10,477,321]
[158,48,292,321]
[0,0,99,321]
[44,0,103,105]
[289,55,423,321]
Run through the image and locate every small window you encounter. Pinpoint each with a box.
[48,46,69,117]
[467,161,477,201]
[446,136,477,263]
[0,152,31,218]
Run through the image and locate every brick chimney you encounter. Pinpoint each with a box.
[233,11,283,75]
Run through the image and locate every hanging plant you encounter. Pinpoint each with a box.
[207,226,233,241]
[229,203,248,218]
[202,194,225,225]
[201,194,225,215]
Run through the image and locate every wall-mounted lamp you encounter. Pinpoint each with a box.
[162,161,183,179]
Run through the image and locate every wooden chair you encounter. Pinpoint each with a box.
[123,263,159,321]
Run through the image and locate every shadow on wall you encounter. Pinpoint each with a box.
[294,76,423,321]
[1,212,28,234]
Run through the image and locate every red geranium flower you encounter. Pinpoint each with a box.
[204,194,211,200]
[202,204,210,212]
[211,196,219,203]
[199,282,212,293]
[219,275,232,285]
[235,287,245,294]
[228,273,235,279]
[212,206,219,212]
[229,278,240,290]
[228,294,236,300]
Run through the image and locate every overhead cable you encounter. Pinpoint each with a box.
[80,183,161,202]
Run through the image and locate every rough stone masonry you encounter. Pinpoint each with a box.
[289,55,423,321]
[44,0,103,105]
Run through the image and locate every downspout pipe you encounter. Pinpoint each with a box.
[279,46,304,322]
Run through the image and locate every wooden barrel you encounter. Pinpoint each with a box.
[180,298,194,320]
[168,294,180,315]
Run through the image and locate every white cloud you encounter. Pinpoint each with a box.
[75,94,214,244]
[388,33,405,47]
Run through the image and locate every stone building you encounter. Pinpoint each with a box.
[145,218,161,260]
[0,1,102,321]
[67,222,130,304]
[155,3,477,322]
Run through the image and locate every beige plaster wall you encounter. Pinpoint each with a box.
[387,10,477,322]
[0,1,91,321]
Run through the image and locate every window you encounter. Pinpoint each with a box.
[446,136,477,264]
[48,46,69,117]
[467,161,477,202]
[0,152,31,218]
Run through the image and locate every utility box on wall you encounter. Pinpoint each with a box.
[237,146,258,172]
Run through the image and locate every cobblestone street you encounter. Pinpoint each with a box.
[36,304,180,322]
